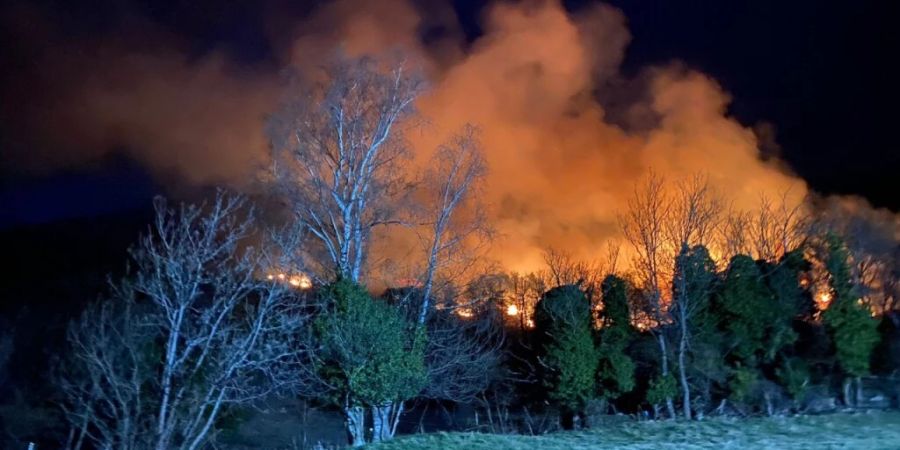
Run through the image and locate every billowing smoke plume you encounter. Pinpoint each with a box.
[2,0,813,271]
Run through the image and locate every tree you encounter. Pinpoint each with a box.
[420,307,503,404]
[714,254,801,412]
[596,275,636,403]
[315,279,426,446]
[748,192,807,262]
[619,171,676,417]
[268,54,424,282]
[534,285,598,429]
[417,124,491,324]
[716,255,774,364]
[821,235,879,406]
[671,245,717,420]
[60,193,307,450]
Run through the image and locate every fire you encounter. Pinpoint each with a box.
[267,271,312,290]
[506,304,519,316]
[457,308,474,319]
[815,290,833,308]
[289,275,312,289]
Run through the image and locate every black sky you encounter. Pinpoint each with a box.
[1,0,898,228]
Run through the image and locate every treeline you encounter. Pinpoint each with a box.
[50,190,899,450]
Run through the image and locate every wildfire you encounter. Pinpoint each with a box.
[506,304,519,316]
[815,290,833,308]
[267,272,312,290]
[457,308,474,319]
[289,275,312,289]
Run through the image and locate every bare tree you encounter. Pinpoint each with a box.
[749,190,807,262]
[421,308,504,403]
[619,171,676,418]
[268,54,425,282]
[810,196,899,314]
[665,174,724,251]
[417,124,491,324]
[718,207,752,264]
[60,288,152,450]
[60,193,309,450]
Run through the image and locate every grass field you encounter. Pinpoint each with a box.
[371,411,900,450]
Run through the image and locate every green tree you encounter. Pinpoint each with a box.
[535,285,598,428]
[316,279,426,446]
[821,235,879,406]
[671,245,717,419]
[776,357,811,404]
[646,373,678,418]
[714,251,807,411]
[716,255,772,364]
[597,275,636,402]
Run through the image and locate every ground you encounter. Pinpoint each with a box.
[370,411,900,450]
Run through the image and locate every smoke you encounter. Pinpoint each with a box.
[2,0,816,272]
[411,1,806,271]
[0,3,279,186]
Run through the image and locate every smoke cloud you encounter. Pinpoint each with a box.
[3,0,814,272]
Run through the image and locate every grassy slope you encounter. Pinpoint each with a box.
[372,412,900,450]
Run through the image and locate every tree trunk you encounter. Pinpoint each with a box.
[677,317,691,420]
[842,379,852,408]
[371,401,402,443]
[344,406,366,447]
[390,401,405,438]
[764,391,774,417]
[656,333,676,419]
[855,377,864,407]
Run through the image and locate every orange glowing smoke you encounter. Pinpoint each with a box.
[8,0,820,279]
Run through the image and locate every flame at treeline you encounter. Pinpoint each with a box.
[4,1,898,319]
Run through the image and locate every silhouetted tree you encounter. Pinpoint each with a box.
[821,235,879,406]
[671,245,717,419]
[597,275,636,404]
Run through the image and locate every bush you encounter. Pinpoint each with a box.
[316,278,426,444]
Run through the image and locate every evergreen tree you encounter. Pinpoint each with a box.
[821,235,879,406]
[716,255,773,364]
[535,285,598,428]
[597,275,636,402]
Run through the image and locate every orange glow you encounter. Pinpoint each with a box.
[457,308,474,319]
[506,304,519,316]
[267,271,313,290]
[288,275,312,289]
[815,290,833,309]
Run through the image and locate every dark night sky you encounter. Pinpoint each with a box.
[1,0,898,229]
